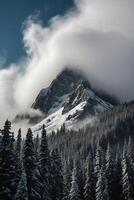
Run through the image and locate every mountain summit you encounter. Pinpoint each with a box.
[15,68,113,133]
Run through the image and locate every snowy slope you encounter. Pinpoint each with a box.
[32,101,95,135]
[32,87,112,135]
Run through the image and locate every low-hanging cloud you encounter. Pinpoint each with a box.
[0,0,134,123]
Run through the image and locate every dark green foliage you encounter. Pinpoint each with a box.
[14,170,28,200]
[63,161,72,200]
[39,125,51,200]
[96,155,109,200]
[69,161,81,200]
[51,148,63,200]
[16,129,22,157]
[23,128,41,200]
[84,154,95,200]
[0,120,16,200]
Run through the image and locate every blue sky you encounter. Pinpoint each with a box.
[0,0,74,66]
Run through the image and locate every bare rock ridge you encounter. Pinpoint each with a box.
[32,68,89,113]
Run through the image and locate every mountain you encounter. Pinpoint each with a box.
[15,68,115,133]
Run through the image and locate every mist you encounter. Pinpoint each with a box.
[0,0,134,122]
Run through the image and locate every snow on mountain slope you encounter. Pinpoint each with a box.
[32,101,90,134]
[32,87,112,135]
[15,68,114,135]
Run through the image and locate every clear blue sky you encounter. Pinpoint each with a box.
[0,0,74,66]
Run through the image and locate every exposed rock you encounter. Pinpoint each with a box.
[32,68,90,113]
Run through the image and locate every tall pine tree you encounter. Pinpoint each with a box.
[84,153,95,200]
[69,161,81,200]
[121,142,133,200]
[14,170,28,200]
[39,125,51,200]
[51,148,63,200]
[0,120,16,200]
[23,128,41,200]
[96,149,109,200]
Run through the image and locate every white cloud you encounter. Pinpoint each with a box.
[0,0,134,123]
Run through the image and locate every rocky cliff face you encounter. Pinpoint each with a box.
[32,68,89,113]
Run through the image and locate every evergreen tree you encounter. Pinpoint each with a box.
[39,125,51,200]
[16,129,22,158]
[84,154,95,200]
[10,131,20,196]
[15,129,22,186]
[126,136,134,195]
[121,144,133,200]
[62,161,71,200]
[51,148,63,200]
[34,134,39,160]
[77,162,85,200]
[94,143,103,180]
[0,120,16,200]
[106,144,115,200]
[69,161,81,200]
[113,144,122,200]
[96,150,109,200]
[23,128,41,200]
[14,170,28,200]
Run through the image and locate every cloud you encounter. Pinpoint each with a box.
[0,0,134,123]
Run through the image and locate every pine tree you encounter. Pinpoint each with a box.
[16,129,22,158]
[10,131,20,196]
[51,148,63,200]
[69,161,81,200]
[77,162,85,200]
[114,144,122,200]
[121,143,133,200]
[96,150,109,200]
[23,128,41,200]
[39,125,51,200]
[84,154,95,200]
[0,120,16,200]
[14,170,28,200]
[15,129,22,186]
[127,136,134,195]
[106,144,115,200]
[62,161,72,200]
[94,143,103,180]
[34,134,39,161]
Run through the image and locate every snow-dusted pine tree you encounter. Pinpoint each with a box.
[69,161,81,200]
[96,150,109,200]
[77,162,85,200]
[106,144,115,200]
[62,161,71,200]
[121,143,133,200]
[39,125,51,200]
[16,129,22,158]
[14,170,28,200]
[23,128,41,200]
[15,129,22,189]
[51,148,63,200]
[84,153,95,200]
[34,134,39,161]
[0,120,16,200]
[94,143,103,180]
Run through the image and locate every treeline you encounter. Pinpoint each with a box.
[0,120,134,200]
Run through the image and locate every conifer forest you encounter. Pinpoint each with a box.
[1,102,134,200]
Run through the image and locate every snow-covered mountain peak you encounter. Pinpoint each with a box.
[14,68,114,134]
